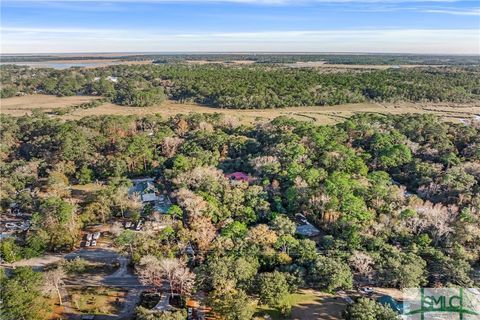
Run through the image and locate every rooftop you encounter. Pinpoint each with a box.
[226,172,252,182]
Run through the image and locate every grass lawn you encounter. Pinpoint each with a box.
[255,291,319,319]
[70,183,105,202]
[255,289,347,320]
[69,287,127,315]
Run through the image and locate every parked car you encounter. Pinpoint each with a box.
[135,220,143,231]
[359,287,374,294]
[86,233,93,241]
[5,223,15,229]
[91,240,97,246]
[93,232,101,240]
[85,241,91,247]
[125,221,132,229]
[5,222,22,230]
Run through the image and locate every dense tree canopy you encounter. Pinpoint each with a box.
[1,110,479,319]
[2,64,479,108]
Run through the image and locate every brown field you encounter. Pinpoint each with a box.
[1,95,479,125]
[185,60,256,65]
[286,61,439,70]
[0,95,101,116]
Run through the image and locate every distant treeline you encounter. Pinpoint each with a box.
[1,64,479,108]
[2,53,479,65]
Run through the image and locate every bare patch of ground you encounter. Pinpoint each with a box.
[372,287,404,301]
[68,287,127,315]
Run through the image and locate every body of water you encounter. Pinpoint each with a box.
[0,61,120,69]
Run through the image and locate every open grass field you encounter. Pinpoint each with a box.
[1,94,479,125]
[0,95,101,116]
[255,289,347,320]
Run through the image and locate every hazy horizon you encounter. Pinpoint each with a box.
[1,0,479,55]
[2,51,480,56]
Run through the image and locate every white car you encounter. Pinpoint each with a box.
[135,221,142,231]
[5,222,20,229]
[91,240,97,246]
[125,221,132,229]
[93,232,101,240]
[86,233,93,241]
[359,287,374,294]
[85,241,91,247]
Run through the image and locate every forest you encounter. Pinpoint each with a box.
[1,64,479,108]
[2,53,479,65]
[1,111,479,319]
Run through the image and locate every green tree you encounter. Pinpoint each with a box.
[221,221,248,239]
[208,289,256,320]
[167,205,183,219]
[31,197,80,251]
[378,251,427,289]
[343,298,399,320]
[257,271,291,307]
[135,307,187,320]
[76,165,93,184]
[0,238,22,262]
[1,267,50,320]
[271,214,296,236]
[308,255,353,292]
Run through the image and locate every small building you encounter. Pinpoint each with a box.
[226,172,253,183]
[142,193,160,202]
[153,195,172,213]
[295,213,321,237]
[106,76,118,83]
[184,243,195,256]
[129,180,158,203]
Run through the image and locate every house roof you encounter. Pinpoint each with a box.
[226,172,252,182]
[141,193,159,202]
[129,180,156,195]
[296,222,321,237]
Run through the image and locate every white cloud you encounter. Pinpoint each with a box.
[424,8,480,15]
[1,27,479,54]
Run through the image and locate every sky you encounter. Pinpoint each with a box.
[1,0,479,54]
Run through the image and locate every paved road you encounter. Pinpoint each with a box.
[2,253,64,271]
[103,256,142,288]
[2,248,120,271]
[4,248,144,319]
[64,248,120,263]
[65,251,144,318]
